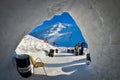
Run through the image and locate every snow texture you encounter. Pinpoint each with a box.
[14,35,95,80]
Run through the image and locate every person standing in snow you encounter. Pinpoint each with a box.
[75,44,79,56]
[84,48,91,65]
[79,42,84,55]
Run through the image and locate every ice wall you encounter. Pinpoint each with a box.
[0,0,120,80]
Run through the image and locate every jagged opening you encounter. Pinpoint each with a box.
[29,12,88,47]
[15,12,88,53]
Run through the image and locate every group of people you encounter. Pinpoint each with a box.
[74,42,84,56]
[74,42,91,65]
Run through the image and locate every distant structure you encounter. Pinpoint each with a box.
[44,39,48,43]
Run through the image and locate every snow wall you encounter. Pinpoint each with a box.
[0,0,120,80]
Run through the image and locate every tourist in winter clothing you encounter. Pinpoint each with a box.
[75,44,79,56]
[84,48,91,65]
[79,42,84,55]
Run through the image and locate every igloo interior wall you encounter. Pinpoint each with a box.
[0,0,120,80]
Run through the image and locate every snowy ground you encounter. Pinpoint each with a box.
[7,35,97,80]
[2,53,95,80]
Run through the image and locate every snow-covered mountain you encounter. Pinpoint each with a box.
[42,22,72,44]
[30,12,87,47]
[15,35,57,58]
[15,35,74,58]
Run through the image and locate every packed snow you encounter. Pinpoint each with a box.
[14,35,95,80]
